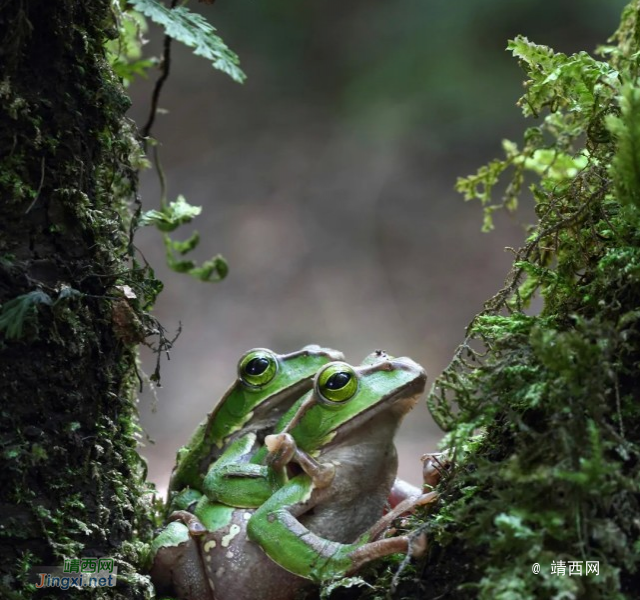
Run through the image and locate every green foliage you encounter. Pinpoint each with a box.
[108,0,240,285]
[140,195,229,282]
[421,2,640,598]
[456,34,620,232]
[507,38,618,121]
[607,83,640,216]
[140,194,202,232]
[164,235,228,283]
[130,0,245,83]
[106,7,155,86]
[0,291,52,340]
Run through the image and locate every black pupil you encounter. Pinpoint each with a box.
[326,372,351,390]
[246,357,269,376]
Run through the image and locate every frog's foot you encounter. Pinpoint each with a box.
[388,478,422,508]
[345,494,435,575]
[346,536,414,575]
[421,451,450,489]
[364,491,438,543]
[169,510,207,537]
[265,433,297,470]
[387,454,446,510]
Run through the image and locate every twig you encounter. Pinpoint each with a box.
[141,0,178,148]
[154,143,168,208]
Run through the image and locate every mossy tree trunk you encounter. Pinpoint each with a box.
[0,2,151,598]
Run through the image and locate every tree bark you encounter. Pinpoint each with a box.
[0,2,151,597]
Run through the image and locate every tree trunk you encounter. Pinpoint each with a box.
[0,2,151,597]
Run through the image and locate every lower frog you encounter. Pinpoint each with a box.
[151,355,435,600]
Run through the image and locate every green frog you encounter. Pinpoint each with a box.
[151,344,343,593]
[168,344,344,506]
[150,355,433,600]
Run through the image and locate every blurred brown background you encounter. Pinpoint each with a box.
[129,1,626,492]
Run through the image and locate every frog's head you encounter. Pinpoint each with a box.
[209,345,344,444]
[282,355,427,454]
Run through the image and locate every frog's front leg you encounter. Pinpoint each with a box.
[149,511,213,600]
[201,431,332,510]
[265,433,335,489]
[201,433,287,507]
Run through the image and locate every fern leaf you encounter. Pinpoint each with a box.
[0,291,52,340]
[130,0,245,83]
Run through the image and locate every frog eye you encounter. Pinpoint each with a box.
[238,349,279,388]
[316,362,358,404]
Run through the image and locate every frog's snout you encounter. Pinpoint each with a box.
[391,357,427,382]
[301,344,345,362]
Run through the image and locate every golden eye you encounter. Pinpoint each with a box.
[238,349,278,387]
[317,362,358,403]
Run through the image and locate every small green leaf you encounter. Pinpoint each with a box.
[507,35,618,120]
[140,195,202,232]
[188,255,229,282]
[494,512,536,540]
[106,8,154,86]
[163,234,228,283]
[168,231,200,255]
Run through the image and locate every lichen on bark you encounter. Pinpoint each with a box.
[0,1,155,598]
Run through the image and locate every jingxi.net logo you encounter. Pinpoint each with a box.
[34,558,117,589]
